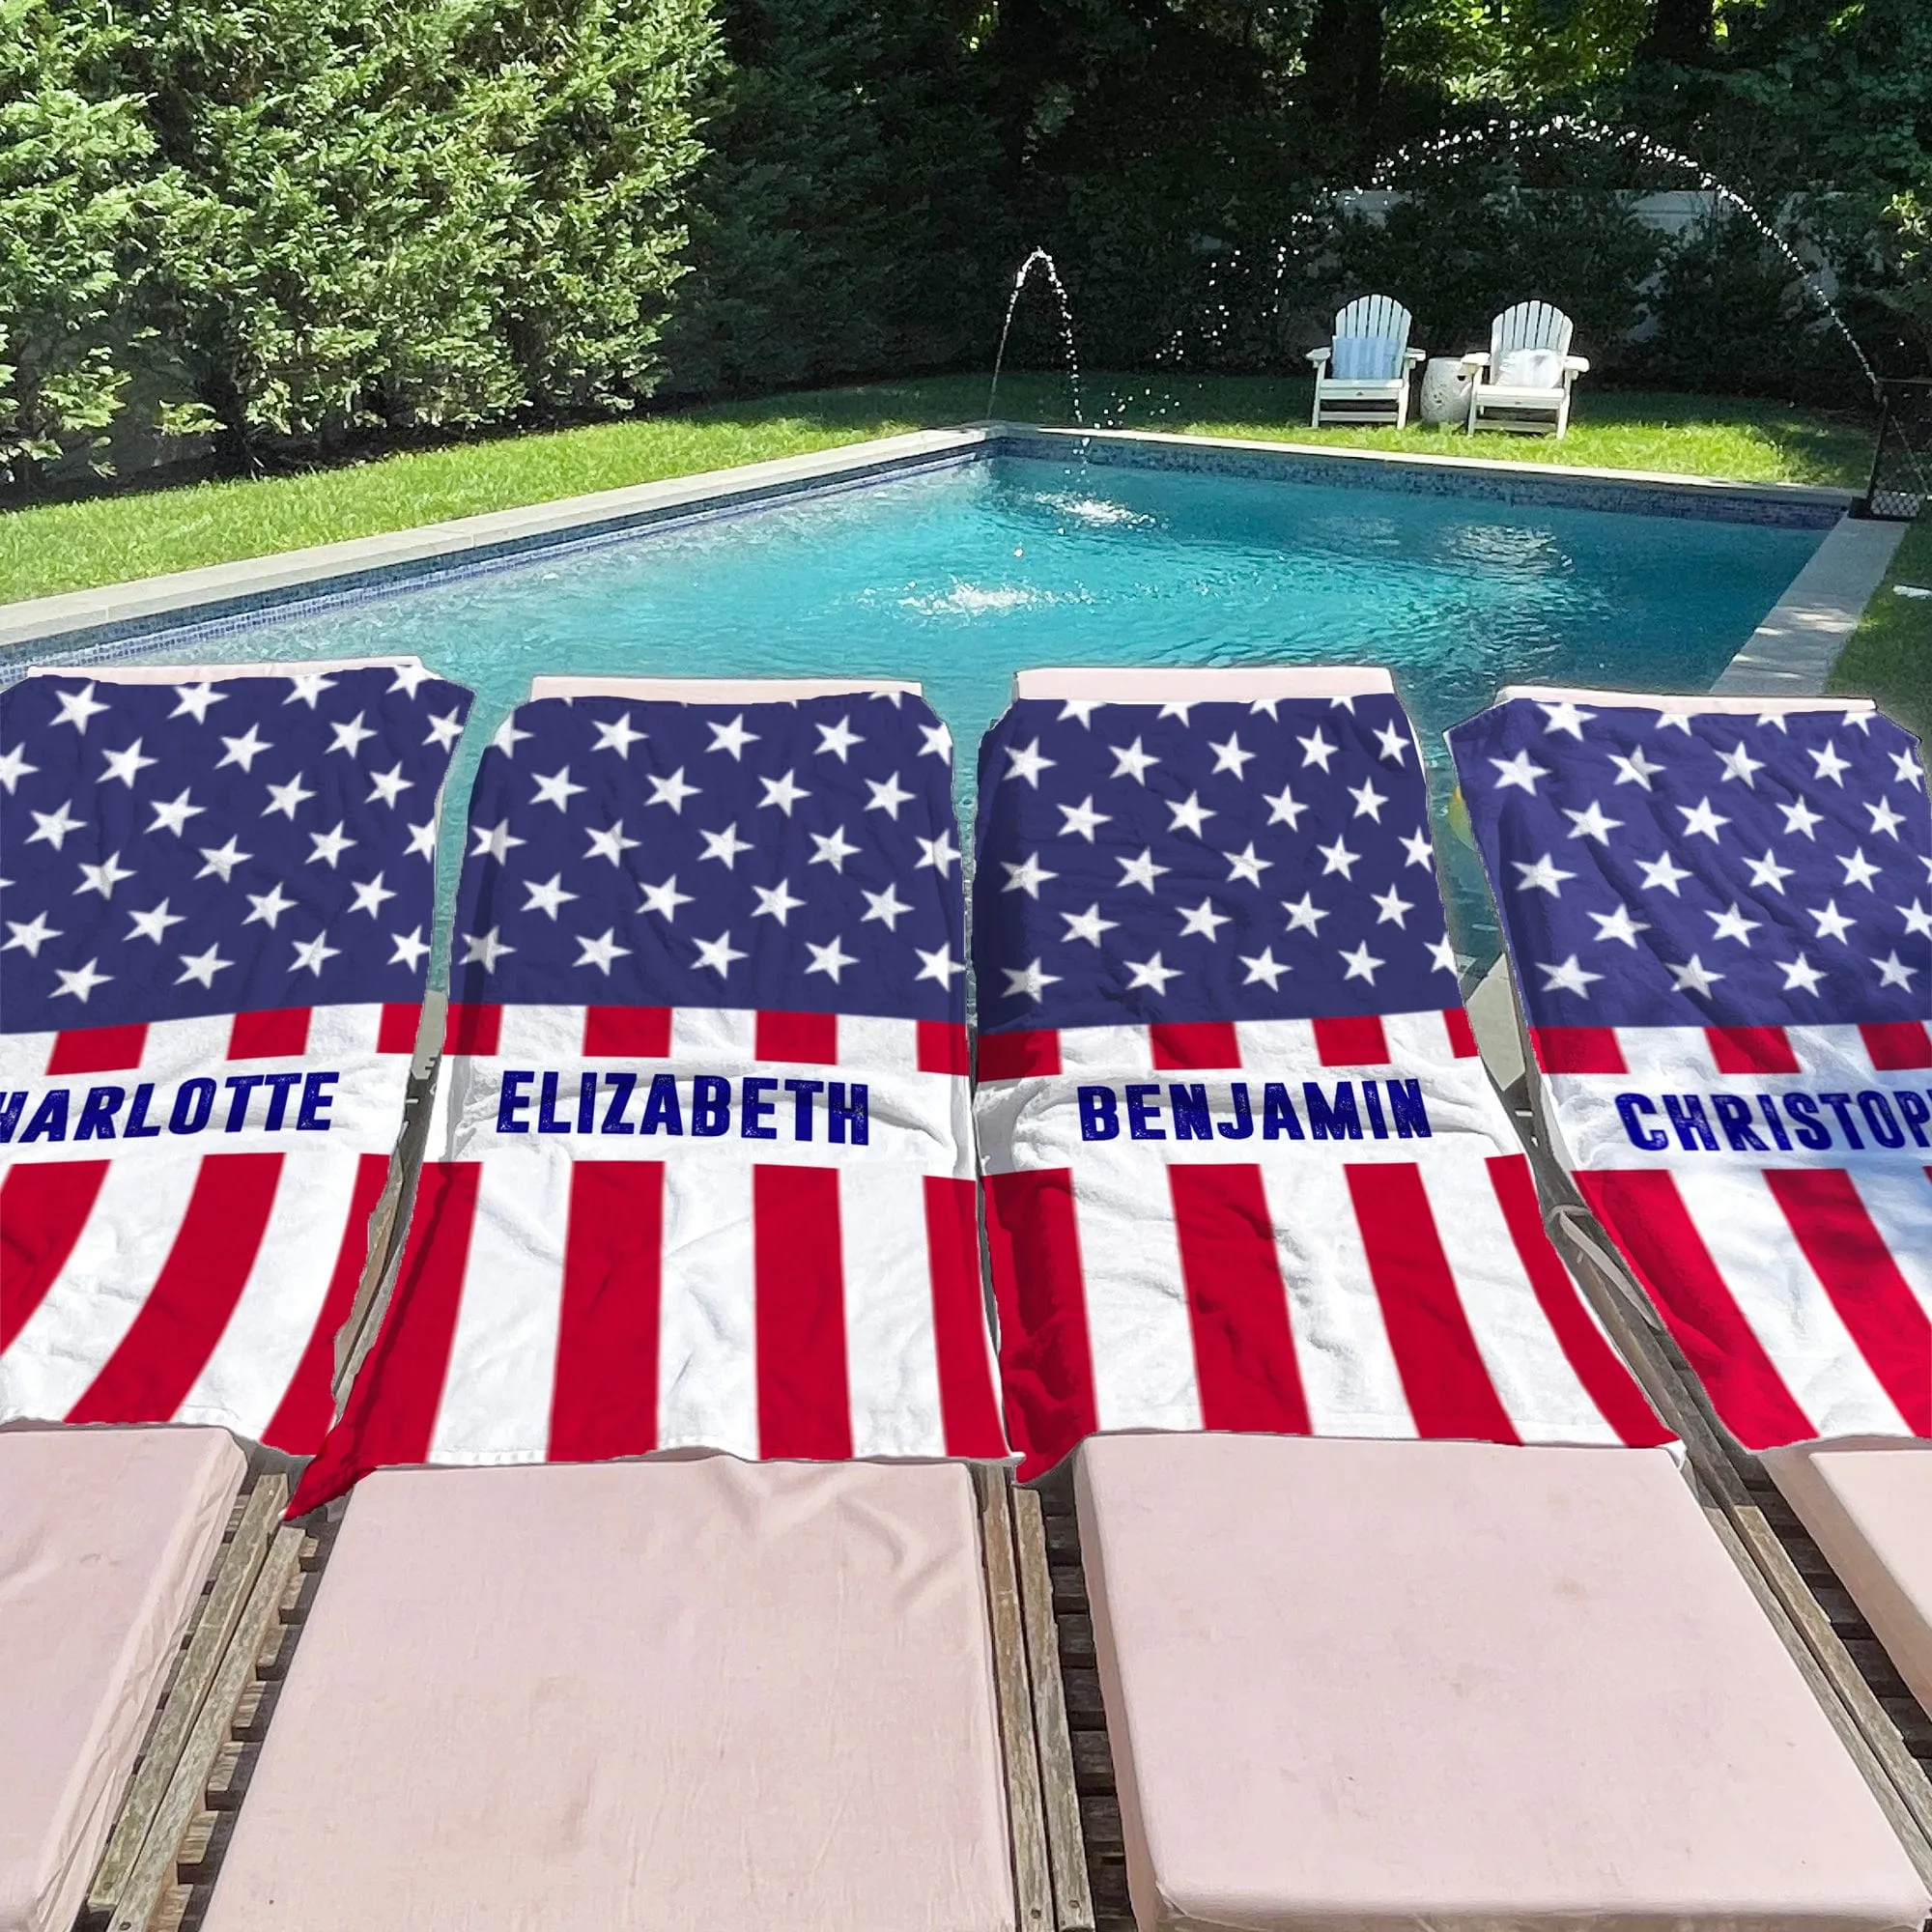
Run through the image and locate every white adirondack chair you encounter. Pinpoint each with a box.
[1462,300,1590,437]
[1307,295,1426,428]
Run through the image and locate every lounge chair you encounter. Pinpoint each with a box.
[1307,295,1426,428]
[0,656,469,1932]
[1450,682,1932,1842]
[1462,299,1589,437]
[192,678,1065,1932]
[975,665,1932,1932]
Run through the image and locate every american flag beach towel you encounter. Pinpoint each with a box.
[973,668,1669,1479]
[296,680,1007,1510]
[0,660,473,1450]
[1450,687,1932,1445]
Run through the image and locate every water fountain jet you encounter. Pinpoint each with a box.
[986,249,1085,426]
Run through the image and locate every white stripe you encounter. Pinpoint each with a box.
[1843,1168,1932,1325]
[175,1151,363,1434]
[497,1004,583,1060]
[1425,1149,1622,1444]
[1610,1028,1697,1079]
[0,1031,55,1085]
[307,1002,386,1058]
[1232,1018,1317,1074]
[838,1165,947,1457]
[656,1157,760,1457]
[670,1006,757,1062]
[838,1013,918,1075]
[1069,1157,1202,1434]
[142,1014,236,1079]
[426,1154,570,1460]
[1058,1025,1150,1072]
[1258,1161,1416,1438]
[1671,1165,1912,1436]
[1380,1009,1462,1067]
[0,1158,200,1419]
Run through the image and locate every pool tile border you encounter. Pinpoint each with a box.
[0,420,1859,676]
[996,425,1848,527]
[0,430,990,665]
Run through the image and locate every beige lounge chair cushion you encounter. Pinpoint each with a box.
[0,1425,243,1932]
[1762,1437,1932,1719]
[199,1458,1015,1932]
[1077,1433,1929,1932]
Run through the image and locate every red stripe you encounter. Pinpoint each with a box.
[0,1161,111,1351]
[978,1029,1059,1081]
[989,1159,1097,1476]
[47,1026,147,1075]
[1150,1021,1241,1070]
[1485,1155,1671,1447]
[377,1003,422,1055]
[1346,1163,1520,1442]
[1577,1169,1813,1445]
[1861,1021,1932,1071]
[1313,1014,1389,1066]
[288,1162,483,1513]
[983,1167,1096,1480]
[1530,1026,1627,1074]
[228,1008,310,1060]
[1168,1164,1310,1435]
[550,1162,666,1461]
[918,1021,970,1076]
[261,1152,391,1454]
[583,1006,670,1058]
[445,1003,502,1055]
[1445,1008,1480,1058]
[753,1166,852,1458]
[923,1176,1008,1455]
[1765,1169,1932,1435]
[1705,1026,1799,1075]
[755,1009,838,1065]
[68,1153,284,1425]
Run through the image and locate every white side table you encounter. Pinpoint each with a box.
[1418,356,1472,426]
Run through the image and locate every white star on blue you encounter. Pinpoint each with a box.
[1449,697,1932,1028]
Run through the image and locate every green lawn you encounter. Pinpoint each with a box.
[0,372,1875,606]
[1829,514,1932,742]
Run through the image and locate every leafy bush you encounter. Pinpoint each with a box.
[1627,211,1879,403]
[1317,185,1666,368]
[0,0,718,484]
[0,3,174,478]
[657,0,1009,396]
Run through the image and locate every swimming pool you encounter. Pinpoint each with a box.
[19,448,1827,967]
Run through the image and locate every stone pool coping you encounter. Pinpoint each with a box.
[0,420,1866,669]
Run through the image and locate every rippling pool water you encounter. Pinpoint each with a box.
[43,453,1824,967]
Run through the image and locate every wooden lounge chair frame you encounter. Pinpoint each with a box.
[76,1454,311,1932]
[1479,961,1932,1887]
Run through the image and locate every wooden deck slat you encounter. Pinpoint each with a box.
[86,1473,287,1915]
[1079,1794,1123,1854]
[1013,1486,1096,1932]
[106,1520,307,1932]
[975,1465,1055,1932]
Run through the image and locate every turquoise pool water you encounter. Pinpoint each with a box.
[45,453,1825,967]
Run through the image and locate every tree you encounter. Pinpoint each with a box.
[659,0,1009,394]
